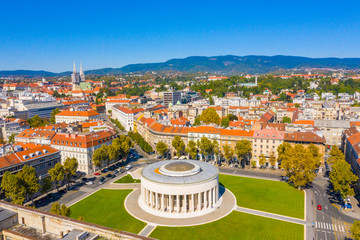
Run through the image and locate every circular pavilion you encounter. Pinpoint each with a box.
[139,160,219,218]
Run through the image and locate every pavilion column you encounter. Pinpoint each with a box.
[177,195,180,213]
[184,194,187,213]
[191,194,195,212]
[161,194,165,211]
[155,193,159,210]
[213,187,216,205]
[150,191,153,208]
[169,195,173,212]
[204,190,207,209]
[198,192,202,210]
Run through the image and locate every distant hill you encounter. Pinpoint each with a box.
[1,55,360,77]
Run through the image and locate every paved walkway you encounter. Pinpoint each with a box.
[125,186,236,227]
[107,183,140,189]
[139,224,157,237]
[235,206,306,225]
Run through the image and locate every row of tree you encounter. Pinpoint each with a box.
[156,136,252,165]
[110,117,125,131]
[128,131,153,153]
[92,135,132,168]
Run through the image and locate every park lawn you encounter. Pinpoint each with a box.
[114,174,141,183]
[70,189,145,234]
[220,174,304,219]
[150,211,304,240]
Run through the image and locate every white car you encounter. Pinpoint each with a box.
[125,165,132,171]
[85,181,94,185]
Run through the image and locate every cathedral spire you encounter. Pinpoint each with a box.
[73,61,76,73]
[80,61,83,74]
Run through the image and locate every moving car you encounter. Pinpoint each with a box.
[317,205,322,210]
[94,172,100,176]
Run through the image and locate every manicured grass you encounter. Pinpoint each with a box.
[220,174,304,219]
[114,174,141,183]
[70,189,145,233]
[150,211,304,240]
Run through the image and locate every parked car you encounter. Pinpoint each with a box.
[99,177,106,184]
[94,172,100,176]
[109,165,116,171]
[101,168,109,173]
[125,165,132,171]
[113,170,119,175]
[85,181,94,185]
[106,173,112,178]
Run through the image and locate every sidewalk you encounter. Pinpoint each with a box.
[333,195,360,220]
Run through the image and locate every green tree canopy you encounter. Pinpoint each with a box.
[8,133,16,144]
[235,140,252,162]
[200,108,220,125]
[282,116,292,124]
[63,157,78,188]
[328,145,344,165]
[48,162,64,191]
[222,144,234,164]
[185,140,198,160]
[50,108,60,124]
[172,136,185,157]
[156,141,169,156]
[330,160,358,199]
[279,144,320,189]
[193,116,201,126]
[220,117,230,128]
[351,220,360,240]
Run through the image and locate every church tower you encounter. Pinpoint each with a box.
[80,62,85,82]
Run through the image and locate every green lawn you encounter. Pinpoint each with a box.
[220,174,304,219]
[114,174,141,183]
[150,211,304,240]
[70,189,145,233]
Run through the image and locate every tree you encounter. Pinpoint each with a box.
[209,96,214,105]
[282,116,292,123]
[156,141,169,156]
[330,160,358,200]
[107,145,118,164]
[294,103,300,108]
[1,171,25,205]
[280,144,320,189]
[50,202,61,215]
[221,117,230,128]
[48,163,64,192]
[307,143,322,164]
[277,142,292,166]
[40,177,52,194]
[197,137,213,161]
[223,144,234,164]
[259,154,266,168]
[200,108,220,125]
[251,160,257,168]
[235,140,252,165]
[92,145,108,168]
[212,140,220,163]
[328,145,344,165]
[27,115,49,128]
[63,157,78,189]
[269,151,276,169]
[8,133,16,144]
[172,136,185,157]
[185,140,197,160]
[193,116,201,126]
[351,220,360,240]
[78,216,85,221]
[60,204,71,217]
[50,202,71,217]
[227,114,238,121]
[17,165,39,203]
[50,108,60,124]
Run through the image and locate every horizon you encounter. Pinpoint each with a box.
[2,0,360,72]
[2,54,360,73]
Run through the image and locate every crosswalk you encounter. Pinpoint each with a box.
[315,221,345,232]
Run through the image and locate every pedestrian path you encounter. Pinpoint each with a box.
[235,206,306,225]
[139,224,157,237]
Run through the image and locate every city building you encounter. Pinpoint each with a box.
[55,109,100,124]
[111,106,145,131]
[51,130,117,174]
[163,91,181,106]
[0,145,60,179]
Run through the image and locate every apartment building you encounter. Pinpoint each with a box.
[314,120,350,146]
[111,106,145,131]
[252,128,285,167]
[55,109,100,124]
[0,145,61,179]
[51,130,117,174]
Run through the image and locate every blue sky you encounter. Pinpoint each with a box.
[1,0,360,72]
